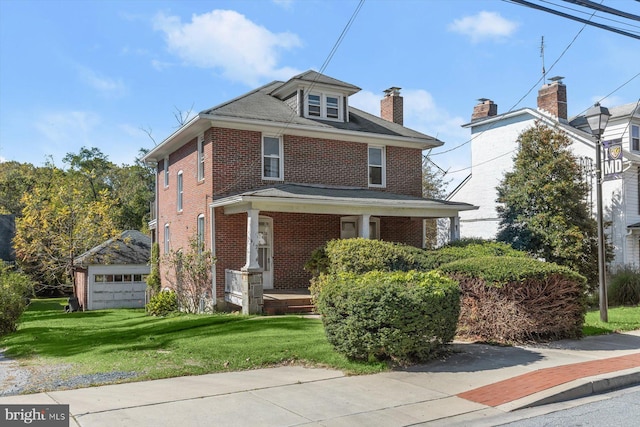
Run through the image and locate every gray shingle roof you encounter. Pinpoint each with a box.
[73,230,151,267]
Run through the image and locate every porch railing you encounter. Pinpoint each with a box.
[225,269,243,307]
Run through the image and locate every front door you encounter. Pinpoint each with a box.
[258,217,273,289]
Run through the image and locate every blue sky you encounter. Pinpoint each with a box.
[1,0,638,191]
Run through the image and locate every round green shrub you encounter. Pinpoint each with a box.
[323,238,432,275]
[439,256,587,343]
[146,290,178,316]
[313,270,460,363]
[0,267,34,336]
[608,266,640,306]
[422,241,528,270]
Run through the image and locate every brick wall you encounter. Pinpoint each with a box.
[158,125,425,294]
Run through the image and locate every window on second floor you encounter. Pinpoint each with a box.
[163,157,169,187]
[368,146,386,187]
[632,124,639,152]
[177,171,183,212]
[197,135,205,181]
[305,92,343,121]
[262,135,283,180]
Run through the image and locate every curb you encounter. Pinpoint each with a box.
[499,368,640,411]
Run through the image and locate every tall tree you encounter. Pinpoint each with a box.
[0,161,40,216]
[14,167,119,290]
[496,122,599,289]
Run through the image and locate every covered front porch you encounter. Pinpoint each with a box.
[211,183,477,314]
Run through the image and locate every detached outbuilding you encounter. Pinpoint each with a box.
[73,230,151,311]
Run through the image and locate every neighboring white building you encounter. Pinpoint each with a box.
[449,77,640,268]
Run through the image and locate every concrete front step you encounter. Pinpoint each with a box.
[263,299,315,315]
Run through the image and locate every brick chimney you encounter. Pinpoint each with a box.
[471,98,498,121]
[381,87,403,125]
[537,76,567,120]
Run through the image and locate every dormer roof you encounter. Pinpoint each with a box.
[269,70,361,99]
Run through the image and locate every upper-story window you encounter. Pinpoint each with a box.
[368,146,386,187]
[632,124,639,151]
[262,135,283,180]
[177,171,183,212]
[305,92,343,121]
[197,135,205,181]
[163,157,169,187]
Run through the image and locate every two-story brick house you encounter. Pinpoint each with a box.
[143,70,476,313]
[449,76,640,269]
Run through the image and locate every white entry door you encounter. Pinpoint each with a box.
[258,217,273,289]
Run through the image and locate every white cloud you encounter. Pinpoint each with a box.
[449,11,518,43]
[153,9,302,86]
[77,66,127,98]
[0,155,6,163]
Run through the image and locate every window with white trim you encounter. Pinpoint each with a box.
[632,125,639,152]
[368,146,385,187]
[197,214,205,253]
[177,171,183,212]
[163,157,169,187]
[262,135,283,180]
[305,92,343,121]
[197,135,205,181]
[164,223,170,254]
[340,216,380,239]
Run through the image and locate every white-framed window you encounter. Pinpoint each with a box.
[368,146,386,187]
[305,92,343,121]
[197,134,205,181]
[632,124,639,152]
[262,135,283,180]
[163,157,169,187]
[177,171,183,212]
[340,216,380,239]
[197,214,205,253]
[164,223,170,254]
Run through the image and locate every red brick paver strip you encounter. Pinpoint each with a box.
[457,352,640,407]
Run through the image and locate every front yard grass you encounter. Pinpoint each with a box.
[583,305,640,335]
[0,299,387,382]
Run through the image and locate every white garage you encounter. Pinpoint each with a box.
[73,230,151,311]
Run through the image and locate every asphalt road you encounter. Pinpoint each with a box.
[498,385,640,427]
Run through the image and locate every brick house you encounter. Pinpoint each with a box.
[449,76,640,269]
[143,71,476,313]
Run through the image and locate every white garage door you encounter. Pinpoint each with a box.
[91,272,148,310]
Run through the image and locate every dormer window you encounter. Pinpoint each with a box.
[305,92,343,121]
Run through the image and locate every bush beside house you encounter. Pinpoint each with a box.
[438,256,587,343]
[422,240,529,270]
[0,267,33,336]
[312,270,459,363]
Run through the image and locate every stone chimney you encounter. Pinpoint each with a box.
[537,76,567,120]
[381,87,403,125]
[471,98,498,121]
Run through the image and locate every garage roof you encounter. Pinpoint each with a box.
[74,230,151,268]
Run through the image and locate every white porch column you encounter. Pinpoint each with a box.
[360,214,371,239]
[449,216,460,242]
[243,209,261,271]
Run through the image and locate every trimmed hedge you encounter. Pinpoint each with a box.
[608,266,640,306]
[0,267,34,336]
[146,290,178,316]
[318,238,432,276]
[312,270,460,363]
[439,256,587,343]
[422,241,528,270]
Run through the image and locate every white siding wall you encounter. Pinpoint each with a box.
[451,108,639,269]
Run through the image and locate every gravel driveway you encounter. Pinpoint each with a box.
[0,349,139,396]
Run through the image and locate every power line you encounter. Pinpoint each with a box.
[561,0,640,22]
[506,0,640,39]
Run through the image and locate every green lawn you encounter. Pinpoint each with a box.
[583,305,640,336]
[0,299,386,381]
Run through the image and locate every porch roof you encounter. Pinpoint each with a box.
[210,183,477,217]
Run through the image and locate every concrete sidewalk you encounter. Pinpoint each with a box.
[1,330,639,426]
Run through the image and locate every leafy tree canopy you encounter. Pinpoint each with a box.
[496,122,600,289]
